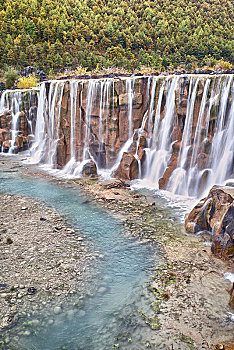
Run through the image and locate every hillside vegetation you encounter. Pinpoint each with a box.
[0,0,233,72]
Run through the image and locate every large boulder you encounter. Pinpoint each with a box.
[185,186,234,262]
[115,152,138,180]
[82,160,98,178]
[212,204,234,260]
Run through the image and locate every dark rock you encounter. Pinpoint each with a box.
[6,237,13,244]
[27,287,37,295]
[7,315,14,323]
[211,204,234,260]
[0,82,5,91]
[159,154,178,190]
[225,182,234,187]
[193,69,202,74]
[20,66,48,82]
[104,180,129,189]
[82,160,98,178]
[229,284,234,308]
[216,68,223,74]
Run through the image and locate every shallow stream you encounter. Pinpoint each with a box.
[0,161,160,350]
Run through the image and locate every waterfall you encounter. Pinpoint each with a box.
[2,75,233,197]
[0,89,37,153]
[166,78,200,195]
[206,76,233,186]
[82,80,96,162]
[29,83,46,163]
[143,77,178,185]
[166,75,233,196]
[29,82,65,166]
[46,81,65,167]
[126,78,135,138]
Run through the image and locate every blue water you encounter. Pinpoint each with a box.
[0,165,159,350]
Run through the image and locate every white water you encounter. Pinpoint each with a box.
[0,89,37,153]
[142,77,178,186]
[126,78,135,138]
[2,75,234,197]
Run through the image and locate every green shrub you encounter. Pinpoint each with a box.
[4,67,18,89]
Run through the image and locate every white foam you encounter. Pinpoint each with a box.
[224,272,234,283]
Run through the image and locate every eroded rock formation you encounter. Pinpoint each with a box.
[185,186,234,261]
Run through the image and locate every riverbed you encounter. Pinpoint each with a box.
[0,155,233,350]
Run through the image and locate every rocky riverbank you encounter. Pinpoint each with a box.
[0,156,234,349]
[74,179,234,349]
[0,191,96,347]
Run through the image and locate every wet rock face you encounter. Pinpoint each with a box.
[0,112,11,151]
[82,160,98,177]
[229,285,234,308]
[0,111,30,153]
[212,204,234,260]
[185,186,234,262]
[115,152,138,180]
[49,77,149,170]
[0,89,38,153]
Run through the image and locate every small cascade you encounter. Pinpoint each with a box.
[166,78,200,194]
[59,79,113,177]
[60,81,79,175]
[82,80,97,162]
[0,91,9,111]
[143,77,178,185]
[29,83,46,163]
[147,77,157,135]
[206,76,234,186]
[29,82,65,166]
[8,92,21,153]
[0,89,38,153]
[167,75,233,196]
[126,78,135,138]
[134,77,152,178]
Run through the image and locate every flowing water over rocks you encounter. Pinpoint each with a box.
[0,156,159,350]
[0,153,233,349]
[1,74,233,197]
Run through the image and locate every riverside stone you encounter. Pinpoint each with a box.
[53,306,62,314]
[115,152,139,180]
[185,186,234,263]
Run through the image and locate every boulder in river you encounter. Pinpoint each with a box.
[82,160,98,178]
[115,152,139,180]
[185,186,234,262]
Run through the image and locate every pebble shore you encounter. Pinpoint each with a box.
[0,193,96,340]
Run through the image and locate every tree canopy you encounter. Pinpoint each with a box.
[0,0,233,72]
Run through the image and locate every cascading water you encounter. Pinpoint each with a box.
[206,76,234,187]
[2,75,234,197]
[29,82,65,166]
[143,77,178,185]
[166,78,199,194]
[167,75,233,196]
[126,78,135,138]
[0,89,38,153]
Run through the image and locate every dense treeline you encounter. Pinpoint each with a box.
[0,0,233,72]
